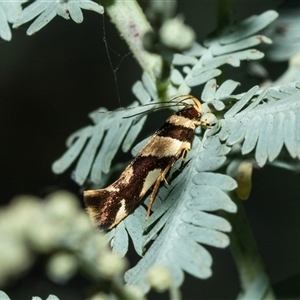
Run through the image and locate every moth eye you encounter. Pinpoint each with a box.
[200,112,218,128]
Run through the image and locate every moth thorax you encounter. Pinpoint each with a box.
[177,105,201,120]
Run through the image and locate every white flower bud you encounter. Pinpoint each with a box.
[44,191,80,223]
[147,266,172,292]
[159,17,195,50]
[46,253,78,284]
[96,252,128,279]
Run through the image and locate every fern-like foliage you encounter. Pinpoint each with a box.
[170,10,277,96]
[220,82,300,166]
[263,7,300,62]
[124,135,237,292]
[13,0,104,35]
[51,9,296,294]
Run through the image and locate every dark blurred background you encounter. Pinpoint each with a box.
[1,1,300,299]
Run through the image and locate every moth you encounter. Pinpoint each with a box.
[84,95,216,231]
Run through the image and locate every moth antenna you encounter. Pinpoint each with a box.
[122,95,199,118]
[122,103,186,119]
[98,101,170,114]
[98,94,197,116]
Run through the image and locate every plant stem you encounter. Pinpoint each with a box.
[104,0,161,80]
[225,196,276,299]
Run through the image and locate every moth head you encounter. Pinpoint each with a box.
[173,95,203,114]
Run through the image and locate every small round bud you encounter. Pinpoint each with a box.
[44,191,79,222]
[159,17,195,50]
[147,266,172,292]
[86,292,108,300]
[96,252,128,279]
[124,285,146,300]
[46,252,78,284]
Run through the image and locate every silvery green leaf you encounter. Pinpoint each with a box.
[267,88,286,100]
[171,244,211,279]
[177,223,229,248]
[46,296,60,300]
[0,1,25,40]
[241,87,268,114]
[27,3,57,35]
[0,2,25,23]
[284,110,297,158]
[255,113,273,166]
[201,79,217,103]
[124,206,147,256]
[215,80,240,99]
[0,291,10,300]
[78,0,104,14]
[66,126,96,147]
[110,222,128,257]
[88,107,108,125]
[131,136,150,157]
[268,112,284,162]
[241,114,262,154]
[226,118,249,145]
[180,210,231,232]
[224,85,260,118]
[0,6,11,41]
[219,119,237,141]
[132,81,151,104]
[173,54,198,65]
[68,2,83,23]
[170,69,184,85]
[13,0,50,28]
[74,124,105,185]
[52,126,93,174]
[264,8,300,61]
[219,10,278,44]
[93,118,133,174]
[185,69,221,87]
[176,81,191,95]
[13,0,103,35]
[195,136,229,173]
[56,4,70,20]
[187,186,236,212]
[183,42,206,57]
[211,35,271,56]
[211,100,225,110]
[192,55,240,76]
[141,72,157,102]
[122,115,147,152]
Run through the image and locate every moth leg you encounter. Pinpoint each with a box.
[146,165,172,219]
[180,147,189,169]
[146,147,190,218]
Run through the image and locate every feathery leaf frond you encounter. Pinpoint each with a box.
[123,135,236,292]
[13,0,104,35]
[219,82,300,166]
[171,11,278,95]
